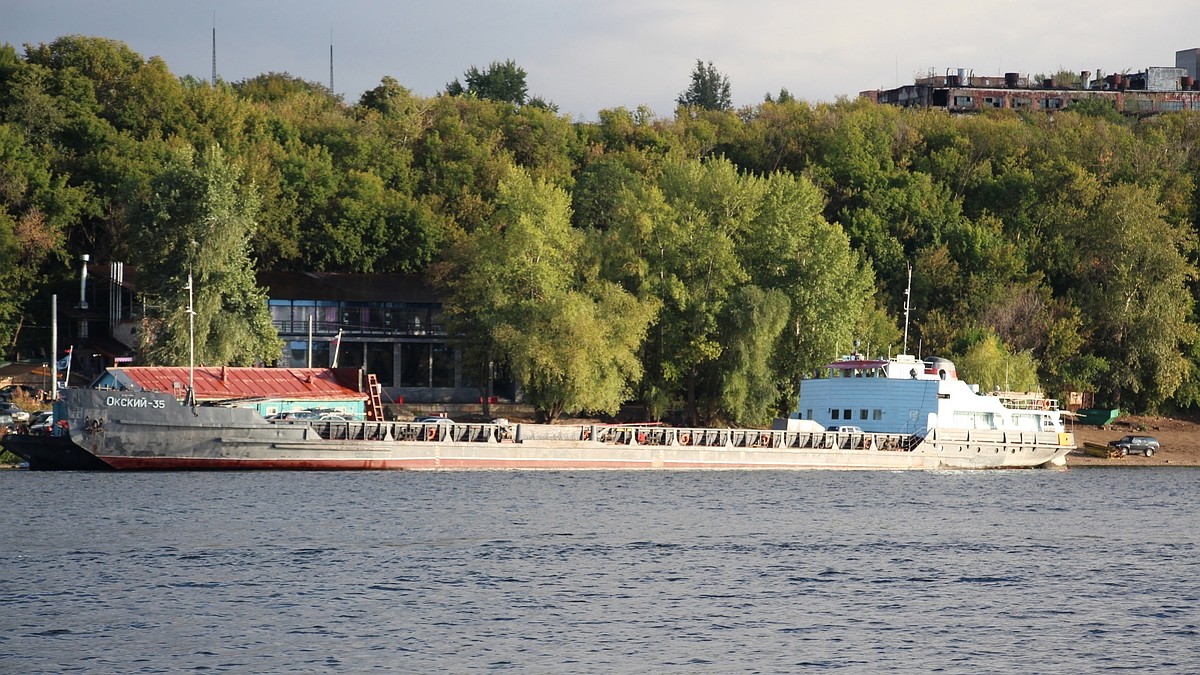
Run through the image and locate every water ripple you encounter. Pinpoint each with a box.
[2,468,1199,672]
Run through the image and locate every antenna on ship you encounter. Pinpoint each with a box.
[902,264,912,355]
[186,240,197,407]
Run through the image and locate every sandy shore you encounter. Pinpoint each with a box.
[1068,414,1200,467]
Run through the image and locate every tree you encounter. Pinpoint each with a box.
[0,123,79,354]
[954,331,1040,393]
[1067,96,1123,124]
[437,168,656,422]
[739,171,877,410]
[677,60,732,111]
[130,144,280,366]
[358,76,412,117]
[1060,181,1197,410]
[715,285,790,424]
[445,59,528,106]
[236,72,333,102]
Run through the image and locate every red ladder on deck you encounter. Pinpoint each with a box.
[366,373,385,421]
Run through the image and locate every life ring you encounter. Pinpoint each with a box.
[678,433,691,446]
[428,426,438,441]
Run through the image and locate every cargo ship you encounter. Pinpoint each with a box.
[3,354,1073,470]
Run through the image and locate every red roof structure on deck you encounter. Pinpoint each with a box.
[102,366,366,402]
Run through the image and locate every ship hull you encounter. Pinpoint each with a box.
[28,389,1072,471]
[2,433,113,471]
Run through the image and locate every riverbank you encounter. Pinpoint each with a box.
[1069,414,1200,467]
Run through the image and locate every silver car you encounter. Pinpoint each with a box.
[0,402,30,424]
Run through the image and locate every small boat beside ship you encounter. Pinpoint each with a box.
[3,353,1073,470]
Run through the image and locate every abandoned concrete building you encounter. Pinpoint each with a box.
[863,48,1200,115]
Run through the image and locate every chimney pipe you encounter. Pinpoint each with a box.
[78,254,90,309]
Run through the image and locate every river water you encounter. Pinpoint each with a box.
[1,468,1197,673]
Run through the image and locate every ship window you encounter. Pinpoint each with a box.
[806,409,813,420]
[873,409,883,420]
[831,409,840,420]
[843,409,852,420]
[859,409,868,420]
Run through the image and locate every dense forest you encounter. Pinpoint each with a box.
[3,36,1200,424]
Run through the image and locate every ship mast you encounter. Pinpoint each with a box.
[902,265,911,355]
[186,270,195,405]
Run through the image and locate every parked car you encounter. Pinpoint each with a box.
[415,415,453,424]
[0,384,38,401]
[1107,435,1160,457]
[0,402,30,424]
[826,425,863,434]
[29,410,53,435]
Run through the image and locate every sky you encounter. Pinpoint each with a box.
[4,0,1200,120]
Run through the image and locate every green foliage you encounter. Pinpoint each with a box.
[954,332,1040,393]
[446,59,529,106]
[716,286,790,425]
[438,168,656,422]
[1067,96,1124,123]
[1059,182,1197,409]
[237,72,331,102]
[677,60,732,112]
[358,76,412,117]
[0,122,77,353]
[9,34,1200,416]
[130,145,280,366]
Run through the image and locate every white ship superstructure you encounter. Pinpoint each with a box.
[796,354,1067,438]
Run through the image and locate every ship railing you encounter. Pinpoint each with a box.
[301,419,950,452]
[924,427,1071,447]
[580,425,917,452]
[308,419,509,443]
[994,392,1059,411]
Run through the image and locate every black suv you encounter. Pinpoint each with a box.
[1107,435,1160,457]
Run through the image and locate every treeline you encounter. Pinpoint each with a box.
[2,36,1199,422]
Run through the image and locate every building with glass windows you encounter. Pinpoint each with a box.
[260,272,492,403]
[53,266,499,405]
